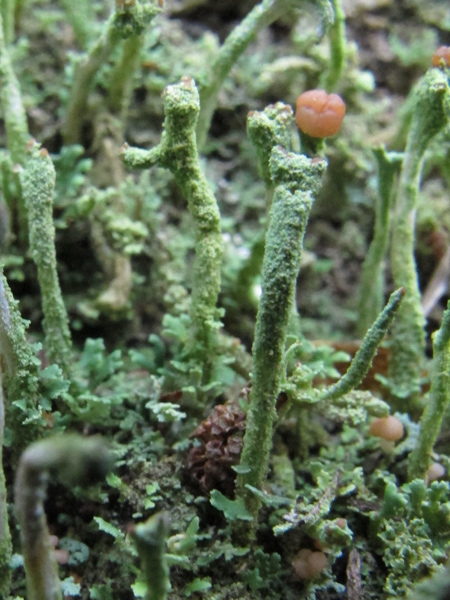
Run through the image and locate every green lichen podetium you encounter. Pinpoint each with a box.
[247,102,294,188]
[0,373,12,596]
[196,0,333,150]
[321,287,404,403]
[19,144,72,377]
[357,147,402,337]
[132,512,170,600]
[0,268,42,449]
[232,103,294,308]
[60,0,95,50]
[14,435,112,600]
[63,0,161,145]
[236,146,327,527]
[122,77,223,386]
[408,301,450,481]
[389,67,450,407]
[0,11,30,242]
[321,0,346,92]
[0,0,15,46]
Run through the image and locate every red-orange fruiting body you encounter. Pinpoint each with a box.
[369,415,404,442]
[295,90,346,138]
[432,46,450,68]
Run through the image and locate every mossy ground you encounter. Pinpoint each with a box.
[3,1,450,599]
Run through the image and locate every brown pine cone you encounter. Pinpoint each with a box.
[187,402,246,497]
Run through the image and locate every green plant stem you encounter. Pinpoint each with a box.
[196,0,328,150]
[321,288,404,402]
[63,17,121,145]
[20,143,72,377]
[108,34,144,119]
[357,147,402,337]
[0,11,27,162]
[14,435,112,600]
[0,371,12,596]
[408,302,450,481]
[60,0,94,49]
[1,0,15,45]
[321,0,346,91]
[0,11,29,243]
[0,268,42,449]
[236,146,326,528]
[232,103,293,309]
[389,68,450,406]
[122,77,223,384]
[63,0,160,145]
[132,512,170,600]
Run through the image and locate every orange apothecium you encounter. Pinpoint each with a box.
[295,89,346,138]
[432,46,450,68]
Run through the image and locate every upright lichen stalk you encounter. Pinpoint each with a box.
[63,0,161,145]
[19,143,72,377]
[408,301,450,481]
[358,147,402,336]
[388,68,450,406]
[0,268,42,449]
[122,78,223,384]
[236,146,326,526]
[0,10,30,243]
[0,372,12,595]
[132,513,170,600]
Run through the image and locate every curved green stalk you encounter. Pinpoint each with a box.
[14,435,112,600]
[322,288,404,402]
[236,146,326,528]
[389,68,450,406]
[196,0,333,150]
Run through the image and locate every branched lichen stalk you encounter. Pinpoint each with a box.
[233,103,293,308]
[247,103,294,187]
[321,288,404,402]
[0,371,12,596]
[408,301,450,481]
[122,77,223,384]
[196,0,330,149]
[15,435,112,600]
[389,68,450,405]
[63,0,161,145]
[236,146,326,525]
[132,512,170,600]
[20,143,72,376]
[358,147,402,336]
